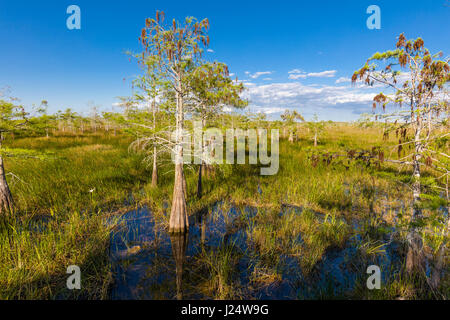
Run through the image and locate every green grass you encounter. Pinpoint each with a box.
[0,125,448,299]
[0,211,113,299]
[6,134,148,214]
[0,133,147,299]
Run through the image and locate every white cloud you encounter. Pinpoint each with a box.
[207,48,214,53]
[287,69,337,79]
[288,74,307,80]
[263,78,272,81]
[288,69,303,74]
[240,81,384,120]
[335,77,351,84]
[306,70,337,78]
[249,106,286,114]
[242,82,375,106]
[249,71,273,79]
[240,80,256,86]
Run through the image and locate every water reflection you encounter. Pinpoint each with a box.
[109,203,406,300]
[169,233,188,300]
[201,213,207,245]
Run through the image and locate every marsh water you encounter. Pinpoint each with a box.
[108,201,410,300]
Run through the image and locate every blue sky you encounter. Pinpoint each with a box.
[0,0,448,121]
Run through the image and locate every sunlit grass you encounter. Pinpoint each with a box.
[0,124,448,299]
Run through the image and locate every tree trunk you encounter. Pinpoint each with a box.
[169,80,188,234]
[406,128,425,274]
[151,146,158,187]
[182,167,187,200]
[288,131,293,143]
[151,98,158,187]
[314,132,317,147]
[0,153,13,216]
[447,175,450,230]
[206,141,215,179]
[197,163,203,199]
[197,118,205,199]
[170,163,188,234]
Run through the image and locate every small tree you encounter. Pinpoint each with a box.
[188,62,247,198]
[306,114,325,147]
[356,113,377,129]
[0,97,27,215]
[29,100,56,138]
[353,33,449,273]
[253,112,268,129]
[130,62,166,187]
[139,11,210,233]
[56,108,78,133]
[280,109,304,142]
[88,104,101,133]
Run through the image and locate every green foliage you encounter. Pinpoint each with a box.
[280,109,304,125]
[189,61,248,123]
[306,114,325,132]
[0,99,27,135]
[27,101,57,137]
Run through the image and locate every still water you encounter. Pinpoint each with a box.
[109,203,403,300]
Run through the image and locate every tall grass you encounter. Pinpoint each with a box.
[0,133,147,299]
[1,124,447,299]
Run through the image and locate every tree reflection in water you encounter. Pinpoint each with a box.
[169,233,189,300]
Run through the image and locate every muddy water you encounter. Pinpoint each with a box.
[109,204,403,300]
